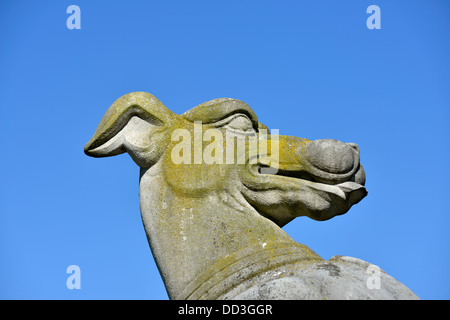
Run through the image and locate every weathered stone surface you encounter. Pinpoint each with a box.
[85,92,419,300]
[221,255,419,300]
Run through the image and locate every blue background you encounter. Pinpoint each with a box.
[1,0,449,299]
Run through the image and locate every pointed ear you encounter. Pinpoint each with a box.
[84,92,176,166]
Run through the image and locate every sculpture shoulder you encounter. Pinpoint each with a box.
[226,256,420,300]
[326,255,419,299]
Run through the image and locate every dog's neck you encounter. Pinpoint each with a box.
[138,164,316,299]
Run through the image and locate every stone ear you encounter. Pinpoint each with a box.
[84,92,176,163]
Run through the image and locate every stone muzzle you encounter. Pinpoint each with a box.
[300,139,364,185]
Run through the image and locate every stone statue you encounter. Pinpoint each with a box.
[84,92,419,300]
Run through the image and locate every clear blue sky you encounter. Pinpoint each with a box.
[1,0,449,300]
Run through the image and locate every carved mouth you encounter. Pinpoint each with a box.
[240,162,367,226]
[253,163,367,201]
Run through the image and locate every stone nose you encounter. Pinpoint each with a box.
[301,139,360,184]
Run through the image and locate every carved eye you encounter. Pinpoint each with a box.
[225,115,254,131]
[210,113,256,137]
[223,114,256,137]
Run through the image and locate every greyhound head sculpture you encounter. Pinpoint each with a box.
[85,92,418,300]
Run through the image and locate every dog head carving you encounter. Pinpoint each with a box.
[85,92,367,227]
